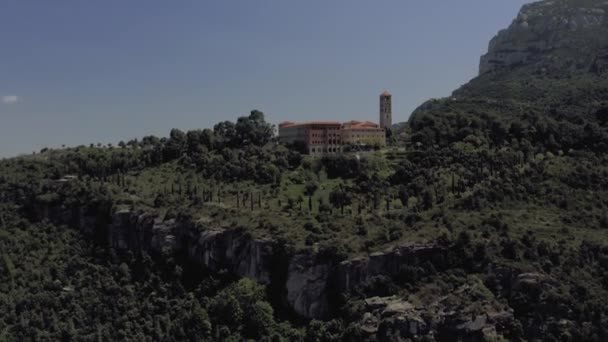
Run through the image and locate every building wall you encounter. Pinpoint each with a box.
[279,121,385,154]
[308,125,342,154]
[342,121,386,147]
[278,124,308,145]
[279,122,342,154]
[342,128,386,146]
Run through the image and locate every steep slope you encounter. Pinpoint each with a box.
[480,0,608,75]
[410,0,608,151]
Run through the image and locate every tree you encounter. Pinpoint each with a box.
[201,129,215,149]
[235,110,274,147]
[398,185,409,207]
[186,130,203,154]
[600,212,608,229]
[422,189,434,210]
[213,121,236,148]
[142,135,160,147]
[329,186,352,214]
[166,128,186,160]
[596,106,608,126]
[490,120,507,146]
[390,160,416,185]
[305,181,319,196]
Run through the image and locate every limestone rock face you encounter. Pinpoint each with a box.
[52,208,523,335]
[363,296,426,339]
[108,209,136,250]
[286,254,331,319]
[108,210,275,285]
[107,210,156,252]
[359,288,515,342]
[188,228,275,285]
[106,210,450,320]
[480,0,608,74]
[150,218,181,255]
[284,244,447,319]
[335,244,445,293]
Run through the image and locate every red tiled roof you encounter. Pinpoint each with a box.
[343,120,380,129]
[280,121,342,128]
[280,120,383,130]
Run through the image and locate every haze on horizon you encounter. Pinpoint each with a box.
[0,0,530,158]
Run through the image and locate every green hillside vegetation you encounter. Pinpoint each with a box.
[3,0,608,339]
[1,105,608,340]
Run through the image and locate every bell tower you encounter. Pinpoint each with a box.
[379,90,392,130]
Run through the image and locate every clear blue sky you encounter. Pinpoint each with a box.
[0,0,531,157]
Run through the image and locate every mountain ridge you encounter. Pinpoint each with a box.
[408,0,608,152]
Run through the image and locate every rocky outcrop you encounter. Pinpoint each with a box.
[285,244,447,319]
[108,210,276,285]
[480,0,608,74]
[365,296,426,338]
[336,243,444,293]
[36,205,533,339]
[106,210,449,319]
[359,290,515,342]
[187,228,275,285]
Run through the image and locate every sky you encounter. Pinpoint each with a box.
[0,0,532,157]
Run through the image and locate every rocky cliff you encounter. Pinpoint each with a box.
[480,0,608,74]
[104,210,523,340]
[32,197,525,340]
[107,209,449,319]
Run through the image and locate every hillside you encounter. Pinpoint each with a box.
[410,0,608,152]
[1,1,608,341]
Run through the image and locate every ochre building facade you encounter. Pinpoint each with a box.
[278,91,392,154]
